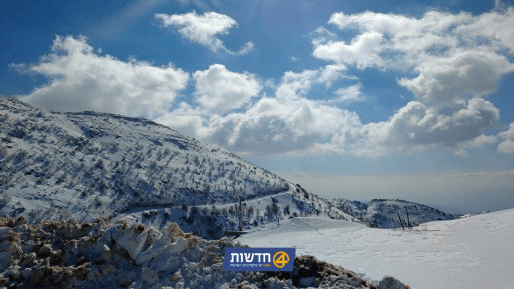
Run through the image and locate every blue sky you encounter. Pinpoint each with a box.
[2,0,514,212]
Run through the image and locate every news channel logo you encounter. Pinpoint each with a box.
[223,247,295,271]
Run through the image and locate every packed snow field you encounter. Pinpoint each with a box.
[239,209,514,289]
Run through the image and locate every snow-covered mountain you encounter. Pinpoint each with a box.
[332,198,456,228]
[0,95,456,239]
[0,96,358,238]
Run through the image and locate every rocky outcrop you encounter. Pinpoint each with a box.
[0,217,408,288]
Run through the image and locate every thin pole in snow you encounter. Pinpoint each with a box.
[397,213,405,230]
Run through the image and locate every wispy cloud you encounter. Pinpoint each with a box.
[175,0,210,10]
[174,0,221,10]
[331,83,364,103]
[498,123,514,153]
[155,11,254,55]
[90,0,167,40]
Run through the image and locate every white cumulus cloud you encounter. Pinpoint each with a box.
[398,49,514,107]
[157,67,362,155]
[313,31,386,69]
[13,6,514,158]
[276,65,352,101]
[155,11,254,55]
[312,7,514,156]
[193,64,261,113]
[353,98,500,156]
[17,35,189,119]
[201,97,361,155]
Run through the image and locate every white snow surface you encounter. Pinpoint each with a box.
[239,209,514,289]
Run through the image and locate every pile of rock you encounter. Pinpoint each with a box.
[0,217,408,288]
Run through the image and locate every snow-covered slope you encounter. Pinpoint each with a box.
[117,185,358,240]
[0,96,285,219]
[333,198,456,228]
[0,96,359,238]
[239,209,514,289]
[0,95,456,240]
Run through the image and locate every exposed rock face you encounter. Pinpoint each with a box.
[379,276,409,289]
[0,217,408,288]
